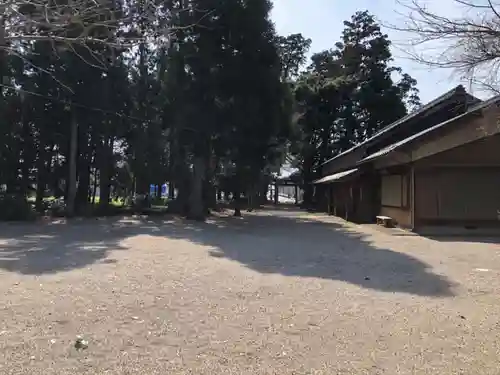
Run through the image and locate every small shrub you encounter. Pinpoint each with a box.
[132,194,152,212]
[0,194,36,221]
[150,197,168,206]
[47,198,66,217]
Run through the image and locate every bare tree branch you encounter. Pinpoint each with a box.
[386,0,500,92]
[4,46,75,92]
[0,0,202,91]
[0,0,190,66]
[4,1,178,43]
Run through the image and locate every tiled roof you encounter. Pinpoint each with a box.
[358,94,500,164]
[320,85,473,167]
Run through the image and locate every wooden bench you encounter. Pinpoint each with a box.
[376,215,394,228]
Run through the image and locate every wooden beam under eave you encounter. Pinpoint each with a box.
[410,105,500,163]
[372,151,412,170]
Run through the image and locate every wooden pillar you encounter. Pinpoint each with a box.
[329,187,333,215]
[346,184,353,221]
[333,188,337,216]
[333,189,337,216]
[326,185,330,214]
[410,165,415,230]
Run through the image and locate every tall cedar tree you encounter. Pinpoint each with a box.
[291,11,420,206]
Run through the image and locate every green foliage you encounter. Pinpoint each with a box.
[289,11,421,204]
[0,0,172,217]
[165,0,291,214]
[276,33,312,81]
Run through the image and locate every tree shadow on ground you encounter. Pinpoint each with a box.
[0,219,130,274]
[0,211,457,297]
[187,213,456,297]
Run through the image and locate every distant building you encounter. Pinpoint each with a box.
[313,85,500,230]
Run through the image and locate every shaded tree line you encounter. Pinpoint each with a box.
[0,3,422,219]
[0,0,295,220]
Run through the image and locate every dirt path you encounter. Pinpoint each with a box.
[0,209,499,374]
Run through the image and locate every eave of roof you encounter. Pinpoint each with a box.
[358,94,500,164]
[313,168,359,184]
[320,85,473,167]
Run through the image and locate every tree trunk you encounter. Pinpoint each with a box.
[76,167,90,213]
[168,182,175,199]
[91,168,98,205]
[301,160,314,208]
[35,178,45,213]
[168,131,176,200]
[35,143,48,213]
[233,188,242,217]
[0,14,5,104]
[302,183,313,207]
[203,158,216,212]
[156,183,162,199]
[203,179,216,213]
[135,175,149,195]
[233,179,242,216]
[260,181,269,204]
[48,146,62,198]
[66,112,78,217]
[247,185,254,212]
[20,154,31,198]
[187,156,205,220]
[76,163,90,213]
[175,178,189,215]
[99,136,113,208]
[76,133,91,213]
[169,151,190,215]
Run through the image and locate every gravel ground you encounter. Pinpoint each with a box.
[0,209,500,374]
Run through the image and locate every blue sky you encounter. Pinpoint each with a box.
[271,0,476,103]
